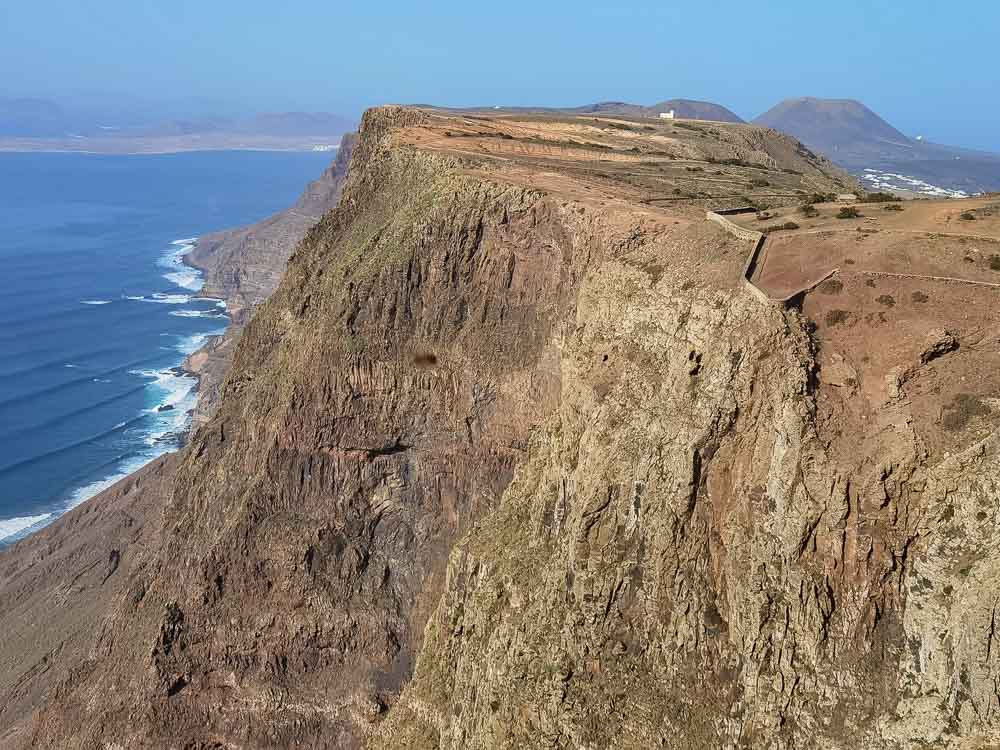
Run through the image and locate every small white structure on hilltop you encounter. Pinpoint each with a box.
[659,110,676,120]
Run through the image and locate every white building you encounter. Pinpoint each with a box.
[659,110,676,120]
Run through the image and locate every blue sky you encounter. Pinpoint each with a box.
[1,0,997,150]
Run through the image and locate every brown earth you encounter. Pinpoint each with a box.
[1,107,998,750]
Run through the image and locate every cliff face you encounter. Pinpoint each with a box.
[182,135,357,429]
[188,134,357,321]
[7,106,999,750]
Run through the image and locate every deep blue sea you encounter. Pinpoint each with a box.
[0,150,332,545]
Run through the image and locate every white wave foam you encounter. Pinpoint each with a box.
[0,513,53,543]
[130,365,200,446]
[165,268,203,291]
[13,234,230,543]
[62,366,201,512]
[861,168,969,198]
[65,455,154,510]
[169,309,222,319]
[65,363,80,368]
[174,329,225,355]
[126,293,191,304]
[81,299,112,305]
[158,237,204,292]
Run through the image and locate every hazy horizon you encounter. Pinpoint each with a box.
[1,0,998,151]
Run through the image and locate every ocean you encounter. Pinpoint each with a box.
[0,149,332,545]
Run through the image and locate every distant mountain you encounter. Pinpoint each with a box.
[754,97,1000,194]
[755,98,908,150]
[93,112,354,139]
[566,98,744,122]
[648,99,744,123]
[0,102,356,153]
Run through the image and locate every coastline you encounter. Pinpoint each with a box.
[176,247,239,434]
[0,138,354,546]
[0,238,225,547]
[0,137,342,156]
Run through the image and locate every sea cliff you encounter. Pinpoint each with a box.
[3,106,1000,749]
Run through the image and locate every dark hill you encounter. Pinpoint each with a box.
[754,96,1000,194]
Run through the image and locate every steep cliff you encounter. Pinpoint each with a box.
[6,106,998,750]
[182,135,357,428]
[188,134,357,321]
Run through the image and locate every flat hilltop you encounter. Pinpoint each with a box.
[395,108,855,213]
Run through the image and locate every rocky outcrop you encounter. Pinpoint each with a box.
[5,105,998,749]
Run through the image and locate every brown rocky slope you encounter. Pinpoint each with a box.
[2,106,998,749]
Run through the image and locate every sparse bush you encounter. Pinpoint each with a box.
[750,178,770,187]
[883,204,904,211]
[865,191,897,203]
[800,204,819,218]
[912,291,929,303]
[825,309,850,327]
[837,206,862,219]
[809,192,836,204]
[685,166,704,172]
[990,255,1000,271]
[876,294,896,307]
[961,211,976,221]
[762,221,800,232]
[865,278,877,288]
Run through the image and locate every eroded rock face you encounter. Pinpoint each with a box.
[11,106,999,749]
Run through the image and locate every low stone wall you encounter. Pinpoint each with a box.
[707,209,839,307]
[706,210,770,304]
[706,210,763,244]
[858,269,1000,290]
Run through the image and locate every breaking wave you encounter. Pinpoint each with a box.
[0,513,53,544]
